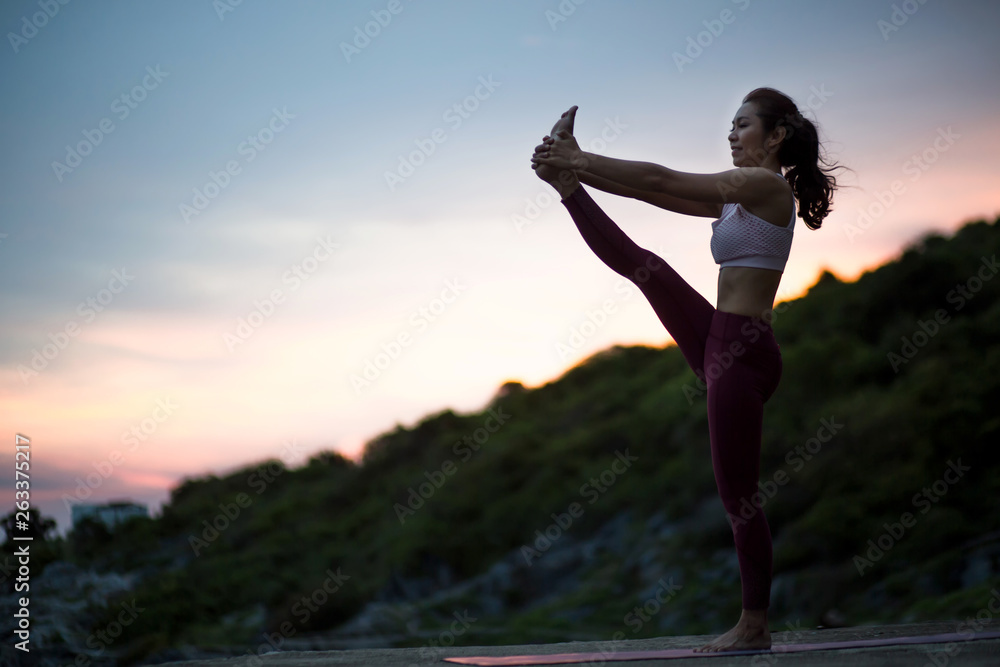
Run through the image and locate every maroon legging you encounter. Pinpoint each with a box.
[562,185,782,610]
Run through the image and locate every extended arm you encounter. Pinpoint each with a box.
[577,169,723,218]
[533,131,784,212]
[534,136,721,217]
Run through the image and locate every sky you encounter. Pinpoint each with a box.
[1,0,998,533]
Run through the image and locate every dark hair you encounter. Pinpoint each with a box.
[742,87,841,230]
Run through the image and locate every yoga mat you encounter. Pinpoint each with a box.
[443,630,1000,665]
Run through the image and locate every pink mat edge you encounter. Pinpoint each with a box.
[442,630,1000,665]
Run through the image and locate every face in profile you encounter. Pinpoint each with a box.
[729,101,778,168]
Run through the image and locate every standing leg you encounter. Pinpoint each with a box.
[696,311,783,652]
[561,186,715,375]
[707,346,773,610]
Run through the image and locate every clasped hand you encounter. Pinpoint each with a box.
[531,105,586,172]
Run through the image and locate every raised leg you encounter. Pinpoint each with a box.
[560,186,715,376]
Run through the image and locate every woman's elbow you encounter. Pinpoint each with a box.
[644,165,671,194]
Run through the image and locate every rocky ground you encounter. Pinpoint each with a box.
[0,560,137,666]
[6,508,999,666]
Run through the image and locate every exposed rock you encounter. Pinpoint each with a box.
[0,561,137,666]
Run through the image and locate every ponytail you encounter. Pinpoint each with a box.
[742,88,842,230]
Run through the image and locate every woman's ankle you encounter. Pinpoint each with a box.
[551,170,580,200]
[739,608,769,627]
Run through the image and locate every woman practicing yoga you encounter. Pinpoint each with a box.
[530,88,840,652]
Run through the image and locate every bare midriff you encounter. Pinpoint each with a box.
[716,266,783,319]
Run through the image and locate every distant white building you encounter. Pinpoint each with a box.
[71,501,148,529]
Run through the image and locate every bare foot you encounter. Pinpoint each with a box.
[693,609,772,653]
[528,105,581,199]
[550,105,578,137]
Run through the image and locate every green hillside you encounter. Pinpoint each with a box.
[15,215,1000,662]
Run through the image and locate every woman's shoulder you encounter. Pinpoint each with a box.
[731,201,795,230]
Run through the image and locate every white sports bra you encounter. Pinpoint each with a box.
[710,173,795,272]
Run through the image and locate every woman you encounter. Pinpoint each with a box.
[530,88,840,652]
